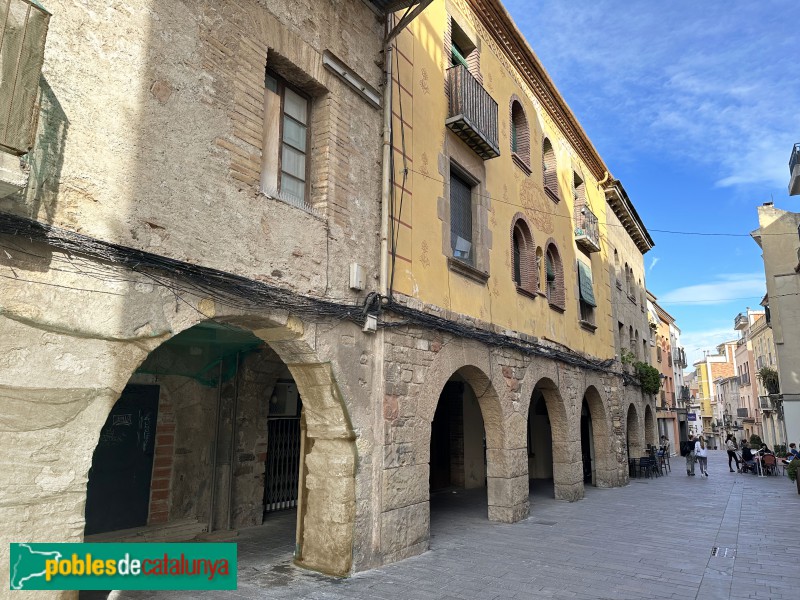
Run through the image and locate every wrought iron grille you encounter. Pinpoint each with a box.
[264,417,302,513]
[445,63,499,159]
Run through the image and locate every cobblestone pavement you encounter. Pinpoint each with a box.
[98,451,800,600]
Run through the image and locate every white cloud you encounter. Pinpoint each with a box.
[680,327,739,367]
[511,1,800,192]
[658,273,765,306]
[648,257,659,272]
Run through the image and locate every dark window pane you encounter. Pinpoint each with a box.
[450,172,473,264]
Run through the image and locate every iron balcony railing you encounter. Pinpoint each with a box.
[574,204,600,253]
[737,407,749,418]
[446,64,499,160]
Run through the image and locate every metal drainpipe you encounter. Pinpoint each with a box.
[226,351,240,531]
[208,360,224,533]
[379,17,393,297]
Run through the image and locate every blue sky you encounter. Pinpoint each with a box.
[505,0,799,366]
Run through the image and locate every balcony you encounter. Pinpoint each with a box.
[574,204,600,253]
[446,64,499,160]
[790,143,800,196]
[759,396,772,410]
[734,312,748,330]
[737,407,749,418]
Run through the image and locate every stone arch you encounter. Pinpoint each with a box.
[521,362,578,502]
[82,308,357,576]
[412,340,522,524]
[625,402,643,458]
[644,403,657,448]
[580,384,616,488]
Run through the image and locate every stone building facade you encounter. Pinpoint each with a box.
[1,0,657,595]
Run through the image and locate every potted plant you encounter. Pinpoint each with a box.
[757,366,780,395]
[787,459,800,494]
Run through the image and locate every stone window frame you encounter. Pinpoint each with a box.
[542,137,560,203]
[509,95,531,175]
[544,238,565,311]
[510,212,537,297]
[443,159,490,284]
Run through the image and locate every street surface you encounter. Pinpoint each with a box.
[94,451,800,599]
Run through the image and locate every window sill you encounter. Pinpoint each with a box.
[511,153,532,176]
[516,285,538,300]
[615,281,622,291]
[448,257,489,285]
[579,320,597,333]
[544,186,560,203]
[548,301,565,313]
[627,293,637,305]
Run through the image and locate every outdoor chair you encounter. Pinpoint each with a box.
[762,454,778,476]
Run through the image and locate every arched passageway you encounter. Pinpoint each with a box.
[527,378,570,501]
[84,318,356,576]
[644,404,657,449]
[429,371,490,519]
[626,403,643,458]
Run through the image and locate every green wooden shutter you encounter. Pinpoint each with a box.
[577,261,596,307]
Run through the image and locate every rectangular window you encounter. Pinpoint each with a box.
[262,71,310,208]
[577,260,596,325]
[450,170,473,265]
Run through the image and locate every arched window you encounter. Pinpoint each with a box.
[542,138,559,201]
[510,99,530,169]
[511,216,535,293]
[544,242,564,310]
[613,249,621,289]
[634,330,640,358]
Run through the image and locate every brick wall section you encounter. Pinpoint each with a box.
[199,3,378,230]
[148,390,175,525]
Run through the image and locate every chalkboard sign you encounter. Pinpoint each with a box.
[84,385,160,535]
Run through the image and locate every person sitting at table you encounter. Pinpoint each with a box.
[741,442,757,474]
[782,443,799,465]
[758,444,774,456]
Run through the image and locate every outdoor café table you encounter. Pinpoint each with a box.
[753,454,766,477]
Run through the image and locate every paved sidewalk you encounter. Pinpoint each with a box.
[99,451,800,600]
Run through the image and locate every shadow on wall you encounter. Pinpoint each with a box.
[23,77,69,225]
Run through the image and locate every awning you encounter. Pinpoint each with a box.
[577,260,596,307]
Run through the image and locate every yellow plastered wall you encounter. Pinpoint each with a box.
[387,1,614,359]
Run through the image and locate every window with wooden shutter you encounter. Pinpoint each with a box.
[542,138,559,202]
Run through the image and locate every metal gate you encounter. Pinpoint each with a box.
[264,417,302,513]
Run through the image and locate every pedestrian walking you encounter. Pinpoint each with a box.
[695,436,709,477]
[725,434,740,472]
[682,434,696,476]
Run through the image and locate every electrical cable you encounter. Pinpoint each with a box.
[0,211,626,378]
